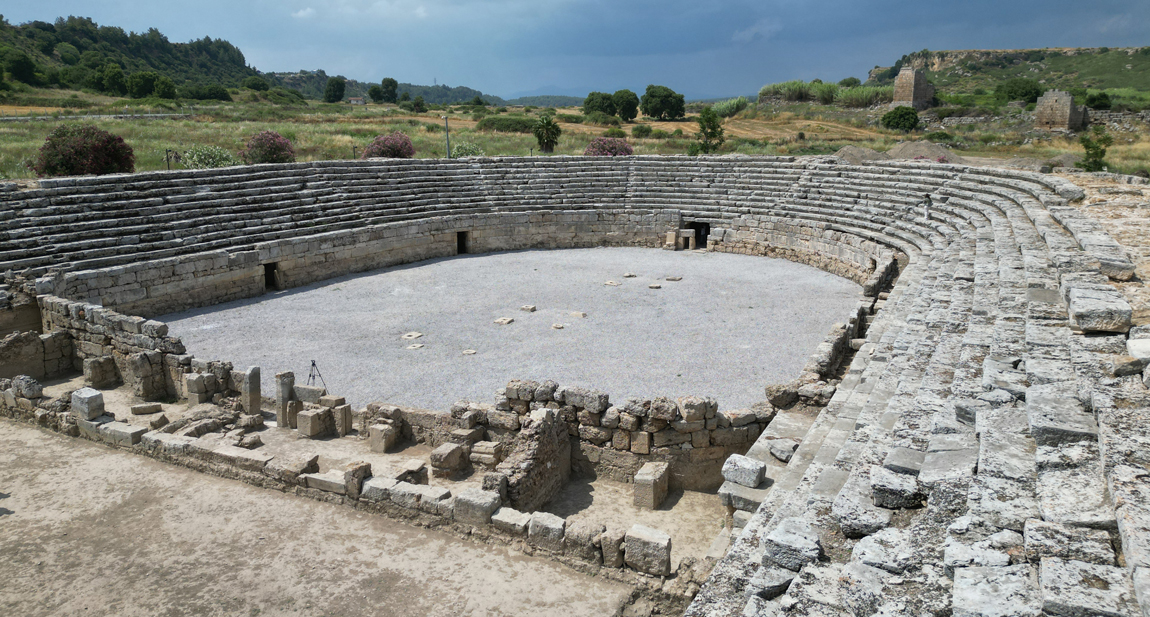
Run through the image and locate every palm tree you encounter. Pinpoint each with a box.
[533,115,562,153]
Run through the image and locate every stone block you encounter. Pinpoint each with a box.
[870,464,924,509]
[1067,287,1132,333]
[719,480,770,512]
[491,507,530,536]
[389,481,423,509]
[832,467,892,538]
[1027,383,1097,447]
[293,384,326,404]
[919,448,979,486]
[1023,519,1114,565]
[600,526,626,568]
[528,512,566,552]
[360,477,398,502]
[130,403,162,415]
[453,488,501,526]
[883,447,926,476]
[852,527,915,574]
[83,356,118,389]
[296,407,332,439]
[762,517,822,571]
[769,438,800,463]
[721,454,765,488]
[343,461,371,500]
[624,524,672,576]
[630,431,651,454]
[149,414,169,430]
[368,423,399,453]
[239,366,260,414]
[952,565,1042,617]
[430,442,467,476]
[317,395,345,408]
[265,454,319,484]
[302,471,347,495]
[275,371,294,425]
[1040,557,1137,617]
[332,404,353,437]
[746,564,796,601]
[634,461,670,509]
[101,422,147,446]
[564,519,605,563]
[393,459,428,485]
[70,387,104,420]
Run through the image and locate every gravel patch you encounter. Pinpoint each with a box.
[161,247,860,411]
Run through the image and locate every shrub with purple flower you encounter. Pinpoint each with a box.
[363,131,415,159]
[240,130,296,164]
[30,124,135,177]
[583,137,633,157]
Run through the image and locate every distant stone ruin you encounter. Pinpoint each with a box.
[891,67,935,110]
[1035,89,1087,131]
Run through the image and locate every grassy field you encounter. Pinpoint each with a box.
[3,87,1147,179]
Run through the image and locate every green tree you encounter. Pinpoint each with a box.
[583,91,616,116]
[838,77,861,87]
[1076,126,1113,172]
[101,64,127,96]
[242,76,270,91]
[613,89,639,122]
[367,85,384,103]
[881,106,919,132]
[126,71,159,98]
[412,96,427,113]
[4,50,37,84]
[323,76,346,103]
[639,85,686,120]
[399,91,411,102]
[381,77,398,103]
[153,75,176,99]
[533,115,562,153]
[994,78,1043,104]
[470,95,488,106]
[1085,92,1112,110]
[689,106,725,155]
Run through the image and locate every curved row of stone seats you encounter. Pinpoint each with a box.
[689,165,1144,616]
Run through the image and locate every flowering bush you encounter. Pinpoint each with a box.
[182,145,240,169]
[450,141,485,157]
[240,130,295,164]
[30,124,135,177]
[583,137,633,157]
[363,131,415,159]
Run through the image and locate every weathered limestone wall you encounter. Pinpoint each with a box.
[1035,90,1086,131]
[0,330,71,379]
[0,302,41,337]
[892,67,935,110]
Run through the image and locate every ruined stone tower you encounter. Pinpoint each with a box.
[891,67,935,110]
[1035,90,1086,131]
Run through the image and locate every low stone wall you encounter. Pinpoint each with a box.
[0,330,71,379]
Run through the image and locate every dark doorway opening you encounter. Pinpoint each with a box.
[264,263,280,291]
[457,231,469,255]
[687,222,710,249]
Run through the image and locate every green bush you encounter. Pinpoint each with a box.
[672,129,683,137]
[604,127,627,138]
[451,141,485,157]
[994,78,1043,104]
[811,83,839,105]
[31,124,135,177]
[477,115,537,133]
[1085,92,1111,110]
[650,129,671,139]
[924,131,954,142]
[240,130,295,164]
[584,111,620,126]
[181,145,239,169]
[631,124,653,138]
[712,96,749,118]
[557,113,584,123]
[243,76,270,91]
[838,77,861,88]
[881,106,919,131]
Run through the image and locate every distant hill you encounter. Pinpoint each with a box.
[0,16,257,89]
[261,70,508,105]
[869,47,1150,93]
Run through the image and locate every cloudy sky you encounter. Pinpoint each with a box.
[9,1,1150,99]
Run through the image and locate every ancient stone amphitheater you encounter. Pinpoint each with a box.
[2,155,1148,617]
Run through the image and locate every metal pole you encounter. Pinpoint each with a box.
[442,116,451,158]
[165,149,171,171]
[352,145,358,159]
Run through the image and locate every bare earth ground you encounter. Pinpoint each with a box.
[1060,173,1150,320]
[0,418,633,617]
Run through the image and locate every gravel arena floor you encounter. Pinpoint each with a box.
[162,247,861,411]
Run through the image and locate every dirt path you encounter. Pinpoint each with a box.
[0,419,632,617]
